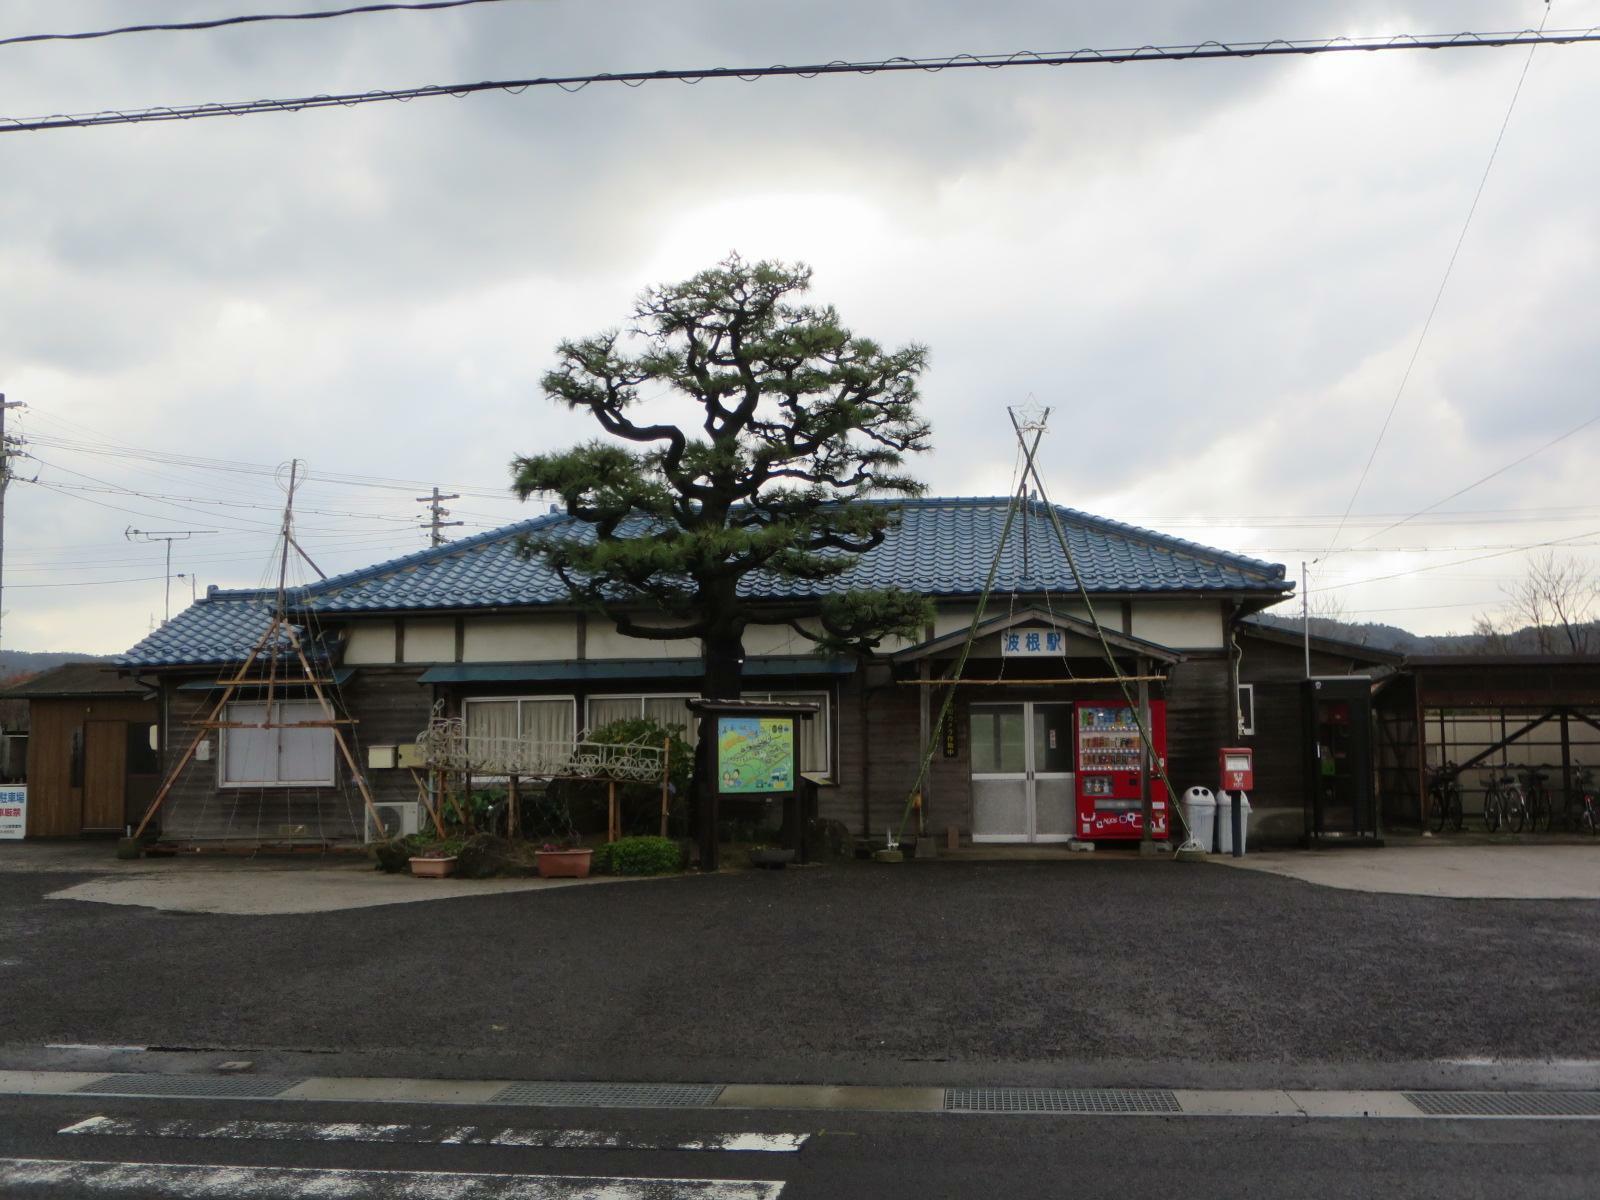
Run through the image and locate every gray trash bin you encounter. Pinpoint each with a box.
[1215,791,1252,854]
[1181,786,1217,852]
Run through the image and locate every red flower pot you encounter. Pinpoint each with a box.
[535,849,593,879]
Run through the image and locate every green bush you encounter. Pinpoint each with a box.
[594,835,683,876]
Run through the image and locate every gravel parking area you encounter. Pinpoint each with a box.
[2,859,1596,1086]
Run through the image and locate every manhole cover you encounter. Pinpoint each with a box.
[491,1082,724,1108]
[1404,1091,1600,1118]
[944,1087,1181,1114]
[74,1074,300,1099]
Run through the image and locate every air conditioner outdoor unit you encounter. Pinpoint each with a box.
[364,801,422,844]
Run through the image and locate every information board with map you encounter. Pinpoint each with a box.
[715,715,796,795]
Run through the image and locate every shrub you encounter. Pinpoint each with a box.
[594,835,683,876]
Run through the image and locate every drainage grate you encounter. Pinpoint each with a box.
[74,1074,300,1100]
[491,1082,724,1109]
[944,1087,1182,1114]
[1404,1091,1600,1118]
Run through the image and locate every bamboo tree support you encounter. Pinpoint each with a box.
[413,767,447,838]
[283,623,387,843]
[660,737,671,838]
[131,613,287,840]
[607,780,619,843]
[508,774,520,838]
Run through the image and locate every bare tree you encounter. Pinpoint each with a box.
[1504,552,1596,655]
[1470,612,1513,655]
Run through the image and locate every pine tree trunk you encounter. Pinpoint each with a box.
[694,629,745,870]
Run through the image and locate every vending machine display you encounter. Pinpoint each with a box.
[1075,700,1168,840]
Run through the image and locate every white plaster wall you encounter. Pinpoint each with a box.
[1130,601,1224,649]
[402,618,456,663]
[742,620,824,657]
[586,621,700,659]
[462,616,578,662]
[343,621,396,664]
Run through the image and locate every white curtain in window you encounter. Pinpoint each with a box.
[276,699,336,784]
[520,699,575,773]
[642,696,698,744]
[587,697,638,733]
[222,702,275,784]
[466,700,518,743]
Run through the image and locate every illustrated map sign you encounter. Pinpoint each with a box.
[0,785,25,839]
[716,716,796,795]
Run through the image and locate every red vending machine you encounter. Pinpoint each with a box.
[1074,700,1168,841]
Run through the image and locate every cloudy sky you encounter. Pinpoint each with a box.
[3,0,1597,654]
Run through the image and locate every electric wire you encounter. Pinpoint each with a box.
[3,26,1597,133]
[1320,2,1553,561]
[0,0,517,49]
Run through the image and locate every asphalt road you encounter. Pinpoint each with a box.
[2,1092,1596,1199]
[3,860,1599,1088]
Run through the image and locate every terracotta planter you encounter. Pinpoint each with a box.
[408,855,458,878]
[536,849,593,879]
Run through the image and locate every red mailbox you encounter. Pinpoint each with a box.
[1219,747,1253,792]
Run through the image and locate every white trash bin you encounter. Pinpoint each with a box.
[1180,786,1217,852]
[1215,791,1252,854]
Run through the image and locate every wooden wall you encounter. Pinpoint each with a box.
[24,696,157,837]
[157,666,433,843]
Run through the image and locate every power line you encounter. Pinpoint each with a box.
[3,26,1597,133]
[0,0,516,49]
[1317,527,1600,593]
[1344,409,1600,551]
[1320,3,1553,560]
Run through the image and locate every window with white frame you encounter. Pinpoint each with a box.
[746,690,831,774]
[583,690,831,773]
[1237,683,1256,737]
[461,695,577,776]
[221,700,337,787]
[585,694,699,742]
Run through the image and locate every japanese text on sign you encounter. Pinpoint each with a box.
[1001,627,1065,657]
[0,786,25,839]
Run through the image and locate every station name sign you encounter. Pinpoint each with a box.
[1001,627,1065,657]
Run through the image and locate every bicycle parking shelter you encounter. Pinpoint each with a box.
[1375,655,1600,831]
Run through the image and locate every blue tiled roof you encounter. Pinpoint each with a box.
[303,497,1287,614]
[119,498,1288,665]
[117,587,334,668]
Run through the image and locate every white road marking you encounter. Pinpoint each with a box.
[0,1158,786,1198]
[59,1114,808,1152]
[44,1043,146,1053]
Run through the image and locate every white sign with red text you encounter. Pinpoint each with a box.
[0,786,25,838]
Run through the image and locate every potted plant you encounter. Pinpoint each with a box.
[535,839,593,878]
[407,840,461,878]
[747,844,796,869]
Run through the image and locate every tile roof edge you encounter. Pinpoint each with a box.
[305,510,566,596]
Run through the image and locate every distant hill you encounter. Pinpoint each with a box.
[1250,613,1600,656]
[0,650,114,683]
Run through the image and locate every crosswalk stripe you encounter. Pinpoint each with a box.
[59,1114,807,1152]
[0,1157,786,1198]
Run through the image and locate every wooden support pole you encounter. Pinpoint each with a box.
[414,767,446,838]
[899,675,1167,687]
[508,774,520,839]
[284,624,388,845]
[660,737,671,839]
[607,779,618,843]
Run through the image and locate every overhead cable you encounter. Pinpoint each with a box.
[3,27,1598,133]
[1319,3,1554,560]
[0,0,516,50]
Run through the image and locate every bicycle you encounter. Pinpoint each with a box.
[1517,764,1553,833]
[1562,765,1597,836]
[1426,762,1464,833]
[1481,769,1526,834]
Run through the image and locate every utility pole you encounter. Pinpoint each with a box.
[0,394,25,669]
[1302,561,1312,678]
[416,487,462,547]
[125,528,217,622]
